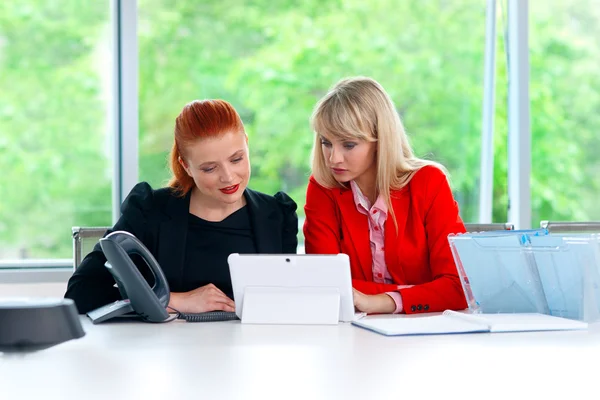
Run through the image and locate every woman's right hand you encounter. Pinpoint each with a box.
[168,283,235,313]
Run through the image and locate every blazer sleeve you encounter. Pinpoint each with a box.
[399,171,468,313]
[351,279,399,294]
[274,191,299,254]
[303,178,342,254]
[64,182,155,314]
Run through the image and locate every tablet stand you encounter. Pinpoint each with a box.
[240,286,340,325]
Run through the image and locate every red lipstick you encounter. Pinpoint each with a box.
[220,184,240,194]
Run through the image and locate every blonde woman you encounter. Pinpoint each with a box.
[303,77,467,314]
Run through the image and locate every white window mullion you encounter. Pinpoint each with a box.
[507,0,531,229]
[479,0,498,223]
[111,0,139,224]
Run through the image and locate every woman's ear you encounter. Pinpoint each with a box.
[178,156,193,177]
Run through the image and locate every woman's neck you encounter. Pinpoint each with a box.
[354,168,378,205]
[189,188,246,222]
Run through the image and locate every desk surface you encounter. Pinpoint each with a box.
[1,316,599,400]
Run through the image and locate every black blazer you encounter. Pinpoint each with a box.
[65,182,298,314]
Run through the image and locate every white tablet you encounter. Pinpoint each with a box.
[227,253,355,322]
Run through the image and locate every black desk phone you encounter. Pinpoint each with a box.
[87,231,173,324]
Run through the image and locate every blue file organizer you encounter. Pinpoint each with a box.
[448,231,600,322]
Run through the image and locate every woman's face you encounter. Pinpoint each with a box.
[180,130,251,206]
[319,134,377,185]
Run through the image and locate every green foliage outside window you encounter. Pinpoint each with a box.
[1,0,599,259]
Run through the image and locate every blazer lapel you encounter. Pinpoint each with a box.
[245,188,281,253]
[384,187,410,284]
[157,191,190,288]
[336,188,373,281]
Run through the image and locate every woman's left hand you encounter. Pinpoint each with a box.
[352,288,396,314]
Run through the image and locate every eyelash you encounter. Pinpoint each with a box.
[201,157,243,173]
[320,140,356,150]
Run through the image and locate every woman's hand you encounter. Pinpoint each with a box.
[168,283,235,313]
[352,288,396,314]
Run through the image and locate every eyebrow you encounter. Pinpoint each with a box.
[320,135,356,143]
[198,149,245,167]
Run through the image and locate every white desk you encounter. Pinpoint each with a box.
[1,317,599,400]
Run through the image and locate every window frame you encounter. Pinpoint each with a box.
[0,0,532,278]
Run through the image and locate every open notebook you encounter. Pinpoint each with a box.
[352,310,589,336]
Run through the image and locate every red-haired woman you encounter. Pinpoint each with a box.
[65,100,298,314]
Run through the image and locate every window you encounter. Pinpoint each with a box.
[7,1,578,268]
[529,0,600,224]
[0,2,113,263]
[138,0,487,230]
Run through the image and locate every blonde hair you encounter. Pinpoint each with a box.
[310,76,446,229]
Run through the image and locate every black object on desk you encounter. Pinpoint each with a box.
[178,311,239,323]
[0,298,85,352]
[87,230,237,325]
[87,231,173,324]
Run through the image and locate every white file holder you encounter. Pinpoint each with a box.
[449,232,600,322]
[240,286,340,325]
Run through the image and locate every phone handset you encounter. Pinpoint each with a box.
[87,231,173,324]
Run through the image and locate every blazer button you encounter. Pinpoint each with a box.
[424,304,430,311]
[417,304,423,311]
[411,305,416,312]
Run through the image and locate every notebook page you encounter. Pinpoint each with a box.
[443,310,588,333]
[352,314,489,336]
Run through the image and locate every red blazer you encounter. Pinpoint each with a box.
[303,166,467,314]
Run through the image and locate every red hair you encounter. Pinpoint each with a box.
[168,99,245,196]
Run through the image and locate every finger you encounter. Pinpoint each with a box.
[352,290,365,308]
[209,292,235,308]
[218,297,236,309]
[210,300,235,312]
[215,298,235,310]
